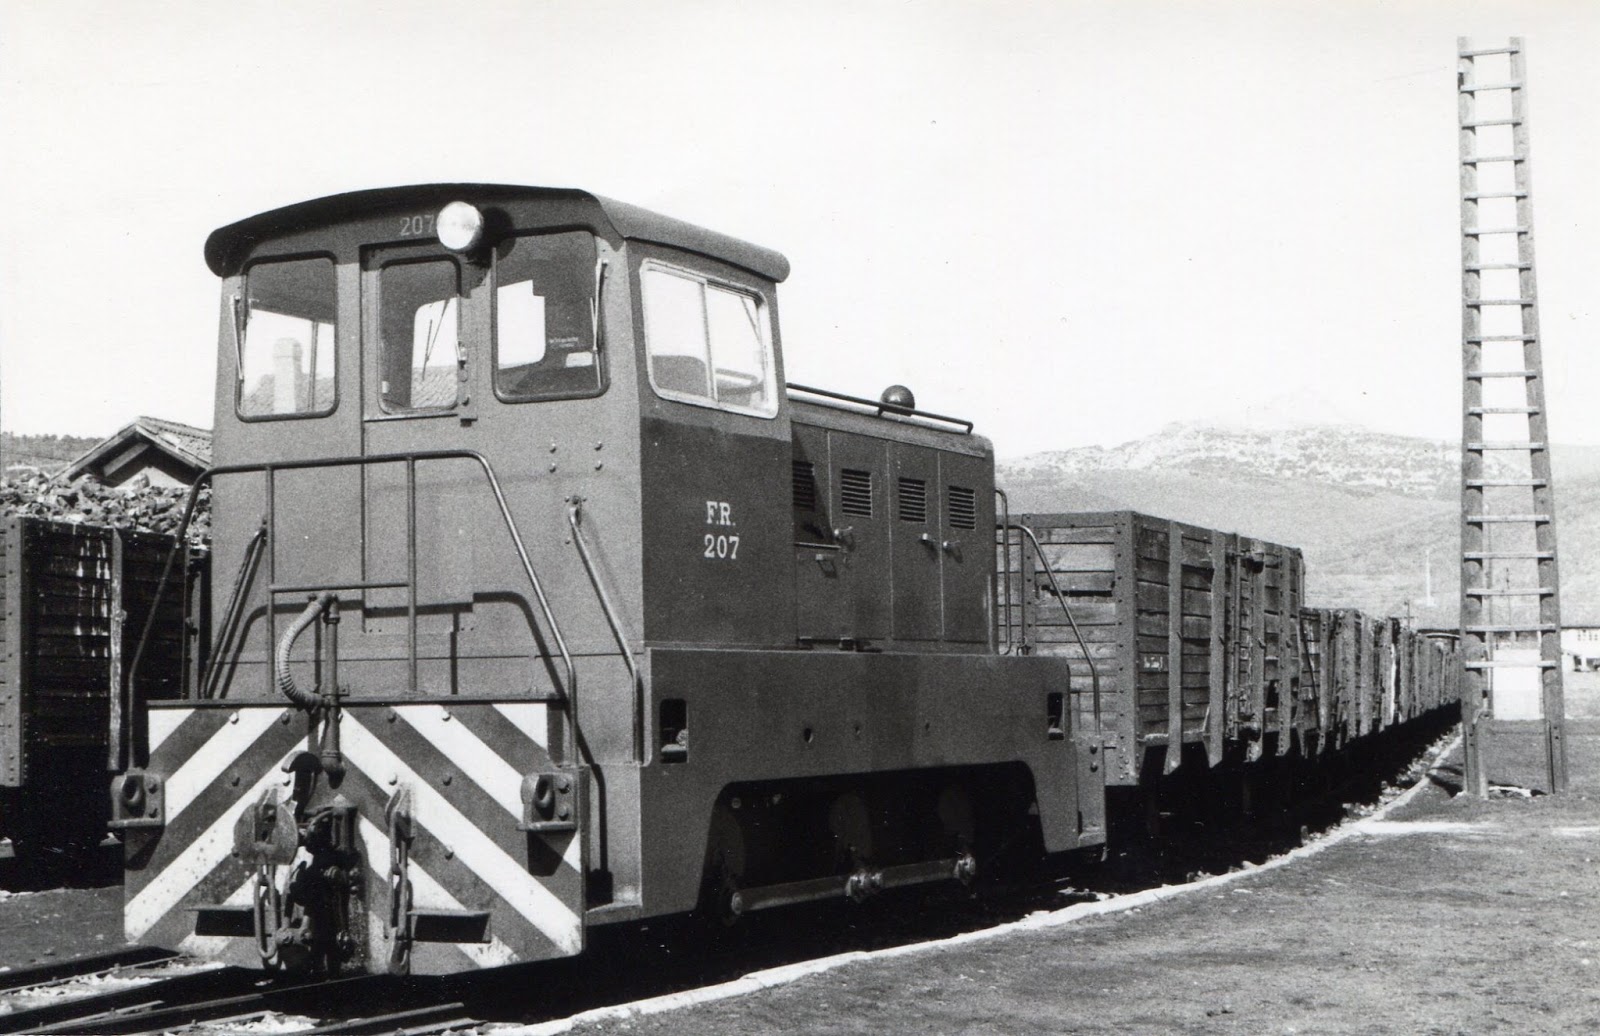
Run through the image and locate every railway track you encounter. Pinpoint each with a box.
[0,949,471,1036]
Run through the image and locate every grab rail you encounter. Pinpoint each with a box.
[120,449,577,769]
[785,382,974,434]
[567,496,643,763]
[201,519,267,700]
[1010,521,1103,735]
[994,489,1018,654]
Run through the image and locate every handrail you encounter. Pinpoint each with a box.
[1011,522,1102,735]
[994,488,1016,654]
[122,449,578,769]
[201,519,268,700]
[785,382,974,434]
[567,497,643,763]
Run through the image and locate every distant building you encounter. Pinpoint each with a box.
[1563,624,1600,673]
[60,417,212,489]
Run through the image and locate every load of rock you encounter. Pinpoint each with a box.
[0,469,210,543]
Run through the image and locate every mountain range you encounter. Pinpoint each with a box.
[997,422,1600,627]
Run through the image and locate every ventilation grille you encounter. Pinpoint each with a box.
[792,460,817,511]
[840,468,873,517]
[948,486,977,529]
[898,478,927,523]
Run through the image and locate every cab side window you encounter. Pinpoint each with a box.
[238,256,336,418]
[642,265,777,417]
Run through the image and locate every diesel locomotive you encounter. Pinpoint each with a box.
[108,185,1107,976]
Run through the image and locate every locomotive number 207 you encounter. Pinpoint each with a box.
[703,499,739,560]
[399,214,436,236]
[704,533,740,560]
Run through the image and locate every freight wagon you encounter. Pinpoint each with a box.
[1007,510,1459,813]
[1002,510,1306,786]
[0,517,203,860]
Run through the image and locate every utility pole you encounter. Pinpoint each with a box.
[1456,37,1566,795]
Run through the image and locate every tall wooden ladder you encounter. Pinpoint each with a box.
[1456,37,1566,795]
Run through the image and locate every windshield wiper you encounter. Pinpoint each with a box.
[590,258,608,349]
[231,293,247,381]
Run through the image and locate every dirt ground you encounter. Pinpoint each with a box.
[551,718,1600,1034]
[0,884,121,973]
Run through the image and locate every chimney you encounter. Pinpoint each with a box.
[273,337,303,412]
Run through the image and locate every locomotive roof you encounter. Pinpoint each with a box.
[204,184,791,282]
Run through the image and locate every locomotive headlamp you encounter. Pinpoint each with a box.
[437,201,485,253]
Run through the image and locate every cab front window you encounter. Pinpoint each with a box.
[493,232,603,401]
[237,256,336,418]
[378,257,462,413]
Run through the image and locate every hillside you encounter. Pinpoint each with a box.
[999,422,1600,625]
[1,432,100,473]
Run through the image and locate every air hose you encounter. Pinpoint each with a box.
[277,593,334,711]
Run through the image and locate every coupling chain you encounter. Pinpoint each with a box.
[252,862,284,968]
[387,803,414,973]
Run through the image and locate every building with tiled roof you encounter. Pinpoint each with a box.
[60,416,212,489]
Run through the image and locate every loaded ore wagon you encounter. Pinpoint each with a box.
[0,516,204,859]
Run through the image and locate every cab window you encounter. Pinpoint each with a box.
[238,256,336,418]
[378,257,461,412]
[642,265,776,417]
[493,232,603,400]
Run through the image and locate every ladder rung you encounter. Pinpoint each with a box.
[1461,154,1526,164]
[1466,334,1537,342]
[1466,441,1546,450]
[1465,370,1538,379]
[1465,478,1547,487]
[1463,118,1521,128]
[1463,551,1555,560]
[1465,263,1532,271]
[1465,514,1551,523]
[1462,228,1533,238]
[1463,624,1557,634]
[1463,191,1529,200]
[1467,406,1540,415]
[1464,297,1535,306]
[1463,659,1557,670]
[1465,587,1556,597]
[1459,46,1521,57]
[1458,81,1523,93]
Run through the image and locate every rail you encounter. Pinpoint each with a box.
[1011,521,1103,734]
[120,449,577,770]
[785,382,974,433]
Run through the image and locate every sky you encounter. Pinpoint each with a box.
[1,0,1596,458]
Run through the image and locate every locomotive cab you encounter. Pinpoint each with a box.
[114,185,1104,977]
